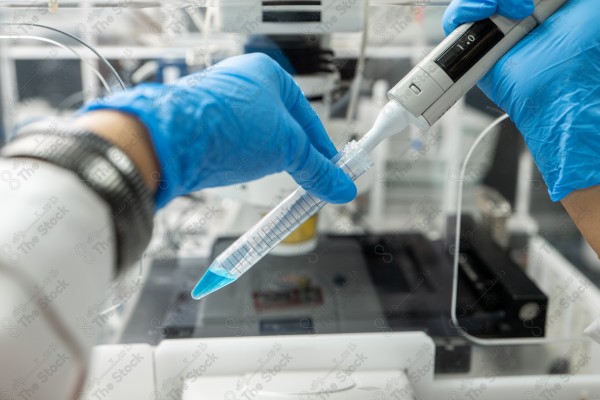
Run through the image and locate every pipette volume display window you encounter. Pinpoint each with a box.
[435,19,505,81]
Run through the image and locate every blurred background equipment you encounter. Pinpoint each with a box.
[1,0,600,399]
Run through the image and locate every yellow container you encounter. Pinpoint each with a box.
[282,214,318,244]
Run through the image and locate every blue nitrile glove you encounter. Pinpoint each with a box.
[443,0,600,202]
[79,53,357,208]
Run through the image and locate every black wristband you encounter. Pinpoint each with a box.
[0,128,154,274]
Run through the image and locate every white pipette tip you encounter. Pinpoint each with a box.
[357,100,415,154]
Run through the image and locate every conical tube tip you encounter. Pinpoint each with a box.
[191,265,235,300]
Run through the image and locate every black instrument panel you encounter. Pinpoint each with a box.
[436,19,505,82]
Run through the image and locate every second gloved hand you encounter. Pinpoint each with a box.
[443,0,600,202]
[80,53,356,208]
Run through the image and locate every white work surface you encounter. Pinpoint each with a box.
[80,236,600,400]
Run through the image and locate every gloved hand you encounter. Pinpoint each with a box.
[443,0,600,202]
[79,53,356,208]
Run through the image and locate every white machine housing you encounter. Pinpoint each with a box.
[214,0,365,34]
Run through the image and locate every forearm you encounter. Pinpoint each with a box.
[73,110,160,192]
[0,110,159,398]
[561,186,600,257]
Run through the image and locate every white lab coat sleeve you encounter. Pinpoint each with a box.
[0,158,115,400]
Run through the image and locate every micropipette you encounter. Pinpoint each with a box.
[192,0,568,300]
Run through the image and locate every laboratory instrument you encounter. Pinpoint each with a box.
[5,1,600,400]
[192,0,569,300]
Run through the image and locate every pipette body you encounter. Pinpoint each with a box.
[386,0,567,129]
[191,0,568,300]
